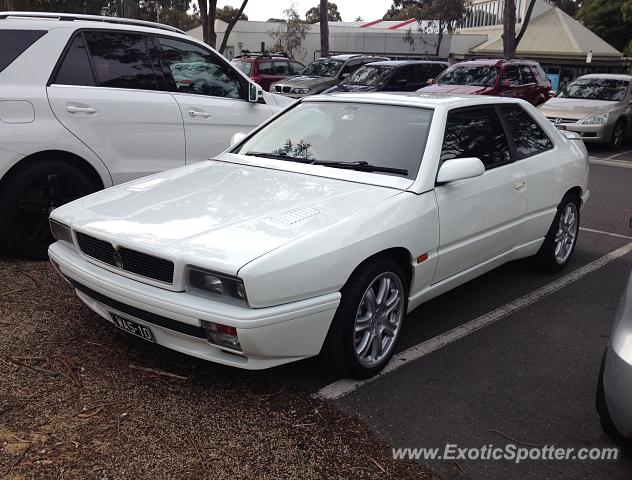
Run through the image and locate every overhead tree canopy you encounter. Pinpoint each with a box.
[305,2,342,23]
[578,0,631,52]
[216,5,248,22]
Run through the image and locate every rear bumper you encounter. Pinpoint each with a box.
[49,241,339,370]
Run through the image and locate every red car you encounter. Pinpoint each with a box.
[419,59,552,106]
[231,51,305,91]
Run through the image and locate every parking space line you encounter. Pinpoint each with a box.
[317,242,632,400]
[589,158,632,169]
[580,227,632,240]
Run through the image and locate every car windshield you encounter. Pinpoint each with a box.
[343,65,395,86]
[435,65,498,87]
[557,78,629,101]
[234,102,433,179]
[231,60,252,75]
[301,58,344,77]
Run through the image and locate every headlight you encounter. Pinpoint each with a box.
[49,219,73,244]
[187,267,248,305]
[291,88,310,94]
[581,112,609,125]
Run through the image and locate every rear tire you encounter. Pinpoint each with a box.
[321,257,407,379]
[0,159,96,259]
[533,194,580,272]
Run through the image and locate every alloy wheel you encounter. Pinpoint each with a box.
[554,202,578,264]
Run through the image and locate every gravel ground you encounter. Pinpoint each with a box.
[0,259,439,480]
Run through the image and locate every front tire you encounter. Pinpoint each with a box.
[534,194,580,272]
[0,160,96,259]
[609,119,626,151]
[322,257,407,379]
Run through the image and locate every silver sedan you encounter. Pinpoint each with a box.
[598,266,632,444]
[538,74,632,150]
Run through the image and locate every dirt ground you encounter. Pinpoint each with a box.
[0,258,439,480]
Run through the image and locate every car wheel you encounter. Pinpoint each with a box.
[323,257,407,379]
[596,349,631,448]
[534,194,580,272]
[0,160,96,259]
[609,119,626,151]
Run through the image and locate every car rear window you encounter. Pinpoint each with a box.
[0,30,46,73]
[232,60,252,75]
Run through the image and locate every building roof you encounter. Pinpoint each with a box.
[318,19,418,30]
[464,7,622,59]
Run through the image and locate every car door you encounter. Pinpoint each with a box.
[518,65,538,105]
[497,104,558,243]
[498,65,525,100]
[156,36,275,163]
[433,106,528,282]
[47,30,186,184]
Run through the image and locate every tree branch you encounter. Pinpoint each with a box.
[515,0,537,47]
[219,0,248,54]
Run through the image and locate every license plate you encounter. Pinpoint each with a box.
[110,313,155,343]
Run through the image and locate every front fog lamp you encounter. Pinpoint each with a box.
[49,219,73,244]
[291,87,310,94]
[202,322,242,351]
[187,268,247,303]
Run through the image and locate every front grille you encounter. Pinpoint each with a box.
[273,85,281,93]
[282,85,291,94]
[75,231,174,284]
[69,279,205,338]
[547,117,578,124]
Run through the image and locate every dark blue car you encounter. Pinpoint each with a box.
[324,60,448,93]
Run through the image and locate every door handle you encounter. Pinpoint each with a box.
[66,104,97,114]
[188,109,210,118]
[513,179,527,191]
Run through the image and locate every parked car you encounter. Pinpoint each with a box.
[538,74,632,150]
[269,54,389,98]
[231,51,304,91]
[419,59,552,106]
[597,265,632,446]
[324,60,448,93]
[49,93,589,378]
[0,12,292,259]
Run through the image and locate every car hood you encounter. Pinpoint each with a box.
[538,97,620,119]
[274,76,337,90]
[262,91,295,107]
[419,84,493,94]
[53,160,401,276]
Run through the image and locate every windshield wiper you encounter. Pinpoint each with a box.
[312,160,409,176]
[244,151,313,164]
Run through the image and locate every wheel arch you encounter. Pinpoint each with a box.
[564,186,583,204]
[348,247,415,295]
[0,150,106,191]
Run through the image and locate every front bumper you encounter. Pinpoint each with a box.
[48,241,340,370]
[553,122,613,143]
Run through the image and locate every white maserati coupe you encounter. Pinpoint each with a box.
[48,93,590,378]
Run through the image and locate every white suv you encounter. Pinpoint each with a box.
[0,12,291,258]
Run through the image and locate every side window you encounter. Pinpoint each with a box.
[289,61,304,75]
[0,30,46,73]
[258,61,273,75]
[52,34,96,86]
[499,105,553,158]
[433,64,447,77]
[273,61,290,75]
[341,60,361,77]
[501,65,521,85]
[520,65,536,84]
[440,107,512,170]
[83,31,158,90]
[158,37,244,99]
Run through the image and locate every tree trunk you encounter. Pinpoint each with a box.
[219,0,248,54]
[502,0,517,58]
[320,0,329,57]
[207,0,218,48]
[435,20,444,57]
[199,0,209,44]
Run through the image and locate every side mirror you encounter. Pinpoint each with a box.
[436,157,485,184]
[340,71,351,79]
[230,131,247,147]
[248,82,264,103]
[426,78,434,85]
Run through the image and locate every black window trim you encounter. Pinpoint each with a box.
[153,33,250,101]
[0,29,48,74]
[439,104,516,174]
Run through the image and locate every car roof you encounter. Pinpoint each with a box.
[453,58,540,67]
[326,54,388,61]
[0,11,187,36]
[307,91,528,109]
[365,60,448,67]
[577,73,632,81]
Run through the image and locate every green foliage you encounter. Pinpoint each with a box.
[383,4,422,20]
[268,5,310,58]
[577,0,630,51]
[305,2,342,23]
[216,4,247,22]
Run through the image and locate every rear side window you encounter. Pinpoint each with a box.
[500,105,553,158]
[289,61,304,75]
[502,65,521,85]
[53,34,96,86]
[83,31,158,90]
[520,65,536,84]
[441,107,512,170]
[258,61,273,75]
[0,30,46,73]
